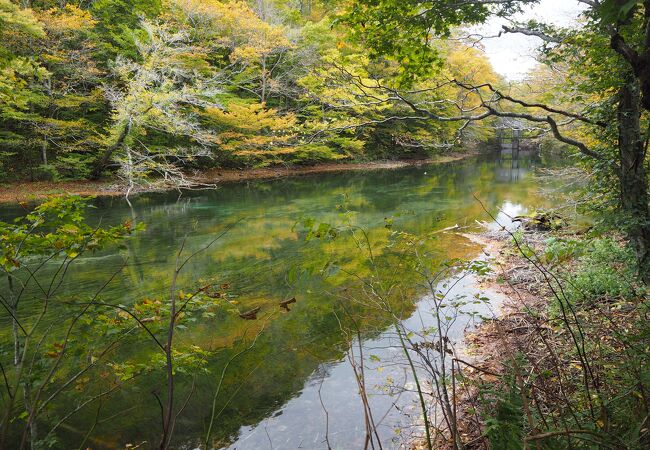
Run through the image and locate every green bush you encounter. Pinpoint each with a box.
[53,154,95,180]
[543,237,585,265]
[32,164,60,182]
[284,144,348,165]
[566,238,638,303]
[483,378,525,450]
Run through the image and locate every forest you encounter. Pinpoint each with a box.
[2,0,650,449]
[0,0,497,185]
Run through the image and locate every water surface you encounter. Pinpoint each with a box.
[0,150,558,449]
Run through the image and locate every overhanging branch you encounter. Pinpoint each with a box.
[483,107,603,159]
[500,25,562,43]
[453,80,607,128]
[314,66,602,160]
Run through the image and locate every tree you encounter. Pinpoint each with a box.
[91,0,306,183]
[344,0,650,282]
[90,0,162,61]
[91,16,222,190]
[0,196,133,449]
[297,30,500,157]
[203,101,300,165]
[32,5,106,177]
[0,196,234,450]
[0,0,524,183]
[0,0,47,176]
[173,0,293,103]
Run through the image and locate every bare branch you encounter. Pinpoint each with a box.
[453,80,606,127]
[500,25,563,43]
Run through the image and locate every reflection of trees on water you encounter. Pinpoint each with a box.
[0,154,564,449]
[494,145,542,182]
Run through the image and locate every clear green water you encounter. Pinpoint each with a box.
[0,151,559,449]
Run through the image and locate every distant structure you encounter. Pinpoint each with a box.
[495,118,523,158]
[494,118,539,182]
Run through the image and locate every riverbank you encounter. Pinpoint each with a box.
[446,224,650,448]
[452,228,542,448]
[0,152,476,203]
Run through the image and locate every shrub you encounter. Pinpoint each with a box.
[284,144,348,165]
[566,238,638,304]
[543,237,585,265]
[32,163,60,182]
[483,378,525,450]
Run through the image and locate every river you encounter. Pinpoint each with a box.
[0,149,561,449]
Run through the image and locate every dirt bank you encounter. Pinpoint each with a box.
[446,224,646,449]
[450,228,553,448]
[0,153,476,204]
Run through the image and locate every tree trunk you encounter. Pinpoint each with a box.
[261,56,267,104]
[256,0,266,20]
[40,141,47,166]
[90,120,131,180]
[617,79,650,283]
[23,385,36,450]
